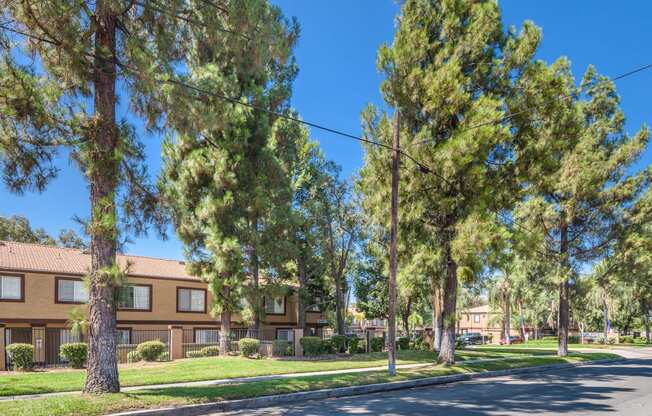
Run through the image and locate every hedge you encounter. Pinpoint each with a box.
[59,342,87,368]
[238,338,260,357]
[397,337,410,350]
[272,340,292,356]
[127,350,142,363]
[370,337,384,352]
[300,336,323,356]
[621,336,635,344]
[347,336,360,354]
[201,345,220,356]
[185,350,204,358]
[137,340,166,361]
[330,335,347,353]
[6,343,34,370]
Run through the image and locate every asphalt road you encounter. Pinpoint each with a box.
[214,353,652,416]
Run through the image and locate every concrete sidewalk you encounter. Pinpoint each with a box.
[0,356,522,402]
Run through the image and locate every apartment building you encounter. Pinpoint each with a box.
[0,241,327,365]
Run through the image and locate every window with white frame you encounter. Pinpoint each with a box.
[117,285,151,310]
[0,275,22,300]
[473,314,481,323]
[57,278,88,303]
[177,288,205,312]
[265,295,285,314]
[116,328,131,345]
[195,329,219,344]
[276,328,293,342]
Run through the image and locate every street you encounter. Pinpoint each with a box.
[215,350,652,416]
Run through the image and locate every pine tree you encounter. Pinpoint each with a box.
[511,59,650,356]
[360,0,539,364]
[0,0,284,392]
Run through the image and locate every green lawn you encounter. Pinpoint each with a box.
[0,352,617,416]
[475,340,652,350]
[0,349,517,397]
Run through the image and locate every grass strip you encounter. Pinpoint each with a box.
[0,352,618,416]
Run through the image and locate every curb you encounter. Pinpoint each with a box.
[109,358,625,416]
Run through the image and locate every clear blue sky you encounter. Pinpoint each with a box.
[2,1,651,260]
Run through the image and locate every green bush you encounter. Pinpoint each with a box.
[272,340,292,356]
[157,351,170,361]
[59,342,87,368]
[238,338,260,357]
[185,350,204,358]
[330,335,348,353]
[542,336,557,341]
[136,340,166,361]
[348,336,360,354]
[637,336,648,343]
[370,337,384,352]
[321,339,336,354]
[397,337,410,350]
[200,345,220,356]
[6,343,34,371]
[621,336,634,344]
[300,336,323,356]
[127,350,142,363]
[568,335,580,344]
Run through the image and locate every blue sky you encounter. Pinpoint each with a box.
[2,1,651,260]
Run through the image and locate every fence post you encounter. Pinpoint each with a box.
[169,326,183,360]
[0,324,5,370]
[293,328,303,357]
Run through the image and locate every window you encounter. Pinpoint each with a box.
[177,288,206,313]
[56,278,88,303]
[276,328,293,342]
[307,297,321,312]
[265,295,285,315]
[0,275,22,301]
[473,314,481,323]
[117,285,151,311]
[116,328,131,345]
[195,329,218,344]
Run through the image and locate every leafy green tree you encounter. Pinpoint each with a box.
[160,1,299,353]
[359,0,539,364]
[0,0,287,392]
[0,215,88,248]
[511,59,650,356]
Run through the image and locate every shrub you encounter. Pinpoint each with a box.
[157,351,170,361]
[127,350,142,363]
[330,335,348,353]
[370,337,384,352]
[321,339,336,354]
[7,343,34,371]
[568,335,580,344]
[300,336,323,356]
[238,338,260,357]
[137,340,166,361]
[185,350,204,358]
[272,340,292,357]
[347,336,360,354]
[410,336,424,351]
[397,337,410,350]
[59,342,87,369]
[620,335,634,344]
[201,346,220,357]
[542,336,557,341]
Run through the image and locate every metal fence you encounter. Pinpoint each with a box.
[116,329,170,364]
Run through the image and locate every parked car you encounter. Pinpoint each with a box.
[499,336,523,345]
[458,332,484,345]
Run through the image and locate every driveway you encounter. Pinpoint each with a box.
[213,353,652,415]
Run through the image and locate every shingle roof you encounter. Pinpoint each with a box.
[0,240,195,281]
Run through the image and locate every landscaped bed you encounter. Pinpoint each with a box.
[0,351,619,416]
[0,349,521,397]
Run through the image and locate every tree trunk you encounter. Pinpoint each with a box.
[84,0,120,394]
[431,279,443,352]
[518,299,526,340]
[220,307,231,356]
[602,290,609,344]
[334,275,345,335]
[297,255,306,331]
[402,297,412,336]
[503,287,511,345]
[251,238,260,332]
[643,301,651,344]
[557,220,569,357]
[438,238,458,365]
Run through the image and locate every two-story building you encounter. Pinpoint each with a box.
[0,241,327,365]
